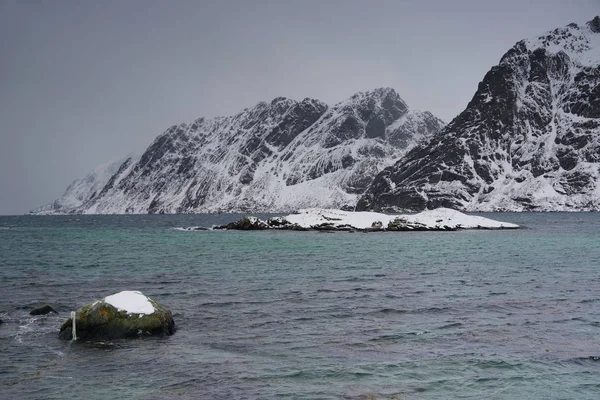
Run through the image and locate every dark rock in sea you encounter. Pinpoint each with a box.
[217,217,270,230]
[30,305,58,316]
[58,291,175,341]
[215,216,308,231]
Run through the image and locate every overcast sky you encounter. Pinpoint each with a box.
[0,0,598,214]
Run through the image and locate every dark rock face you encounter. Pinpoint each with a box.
[30,305,57,316]
[36,88,444,214]
[215,216,307,230]
[358,17,600,212]
[58,294,175,341]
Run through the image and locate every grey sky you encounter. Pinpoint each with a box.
[1,0,598,214]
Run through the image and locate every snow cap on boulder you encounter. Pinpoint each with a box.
[58,290,175,341]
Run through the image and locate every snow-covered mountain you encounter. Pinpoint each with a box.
[35,88,444,214]
[357,17,600,212]
[31,156,137,214]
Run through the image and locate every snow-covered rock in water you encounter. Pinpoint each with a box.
[217,208,519,231]
[357,16,600,212]
[58,290,175,341]
[31,156,138,214]
[33,88,444,214]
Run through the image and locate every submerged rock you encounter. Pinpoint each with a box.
[30,305,58,316]
[58,290,175,341]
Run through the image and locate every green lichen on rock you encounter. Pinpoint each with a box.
[58,293,175,341]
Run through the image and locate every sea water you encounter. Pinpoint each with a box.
[1,213,599,399]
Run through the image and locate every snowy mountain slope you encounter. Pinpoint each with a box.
[357,16,600,212]
[31,156,137,214]
[36,88,444,214]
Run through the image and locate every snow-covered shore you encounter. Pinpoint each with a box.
[218,207,520,231]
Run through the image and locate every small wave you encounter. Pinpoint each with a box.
[552,317,588,324]
[80,340,122,349]
[247,320,279,328]
[374,306,451,315]
[567,356,600,366]
[252,369,374,381]
[200,300,271,307]
[316,288,339,293]
[376,308,408,315]
[369,331,427,342]
[200,301,240,307]
[15,317,40,343]
[412,306,452,314]
[330,312,355,319]
[343,294,371,300]
[172,226,210,231]
[472,360,524,369]
[331,277,364,283]
[293,317,314,322]
[438,322,463,329]
[160,378,202,391]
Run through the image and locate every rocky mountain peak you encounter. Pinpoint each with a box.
[587,16,600,33]
[522,16,600,67]
[357,17,600,212]
[344,87,408,117]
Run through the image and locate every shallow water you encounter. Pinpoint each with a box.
[1,213,599,399]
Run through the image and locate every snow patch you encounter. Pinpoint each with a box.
[285,208,519,230]
[104,291,156,315]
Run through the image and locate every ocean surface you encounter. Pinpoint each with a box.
[1,212,599,399]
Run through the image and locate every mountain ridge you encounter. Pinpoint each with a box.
[35,17,600,215]
[33,88,444,214]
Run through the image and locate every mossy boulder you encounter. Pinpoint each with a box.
[58,291,175,341]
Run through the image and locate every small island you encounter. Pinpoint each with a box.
[217,207,519,232]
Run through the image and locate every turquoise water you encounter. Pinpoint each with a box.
[1,213,600,399]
